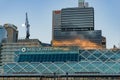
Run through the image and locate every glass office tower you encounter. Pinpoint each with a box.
[52,0,106,49]
[61,7,94,31]
[52,10,61,40]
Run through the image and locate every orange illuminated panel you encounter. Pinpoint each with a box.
[52,39,103,50]
[54,10,61,14]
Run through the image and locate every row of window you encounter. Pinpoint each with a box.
[0,77,119,80]
[17,49,120,62]
[18,54,79,62]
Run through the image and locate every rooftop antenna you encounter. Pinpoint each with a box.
[78,0,85,7]
[25,12,30,39]
[78,0,89,8]
[79,0,85,3]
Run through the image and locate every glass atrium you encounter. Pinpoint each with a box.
[1,48,120,80]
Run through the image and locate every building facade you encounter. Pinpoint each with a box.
[61,7,94,31]
[0,25,7,66]
[52,0,106,49]
[1,39,41,65]
[4,24,18,43]
[52,10,61,40]
[0,46,120,80]
[0,25,7,43]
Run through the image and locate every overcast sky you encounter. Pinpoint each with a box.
[0,0,120,48]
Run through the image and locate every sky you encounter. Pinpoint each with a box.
[0,0,120,49]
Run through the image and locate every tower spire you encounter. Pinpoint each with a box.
[25,12,30,39]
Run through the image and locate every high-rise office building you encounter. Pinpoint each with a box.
[61,0,93,31]
[52,0,106,49]
[4,24,18,43]
[52,10,61,40]
[61,7,94,31]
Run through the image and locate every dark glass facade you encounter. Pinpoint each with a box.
[52,6,106,49]
[18,53,78,62]
[54,30,102,44]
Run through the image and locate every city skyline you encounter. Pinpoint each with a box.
[0,0,120,48]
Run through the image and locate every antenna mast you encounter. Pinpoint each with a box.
[25,12,30,39]
[78,0,89,8]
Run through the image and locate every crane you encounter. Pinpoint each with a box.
[25,12,30,39]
